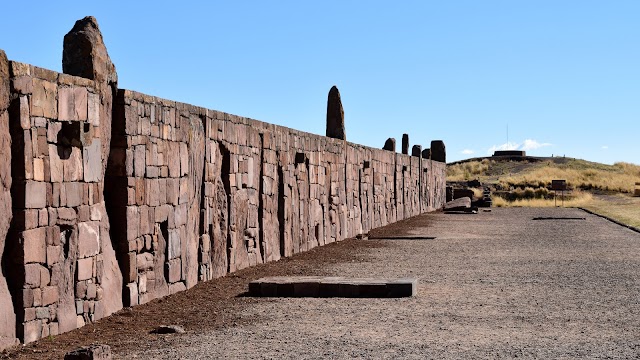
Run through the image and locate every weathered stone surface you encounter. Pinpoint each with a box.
[402,134,409,155]
[64,344,112,360]
[0,49,16,349]
[249,276,418,298]
[63,16,117,175]
[383,138,395,152]
[444,197,471,211]
[326,86,345,140]
[422,148,430,160]
[431,140,446,163]
[412,145,422,157]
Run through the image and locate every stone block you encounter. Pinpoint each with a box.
[25,181,46,209]
[41,286,59,306]
[31,78,57,118]
[166,258,181,283]
[125,283,138,307]
[23,320,42,344]
[24,264,42,288]
[65,182,83,207]
[78,222,100,258]
[77,258,93,281]
[87,93,100,126]
[19,96,30,129]
[83,139,102,182]
[64,150,83,184]
[22,227,46,264]
[123,252,136,283]
[167,229,180,260]
[58,87,88,121]
[48,144,64,183]
[47,245,62,266]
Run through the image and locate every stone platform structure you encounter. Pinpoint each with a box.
[249,276,417,297]
[0,16,446,346]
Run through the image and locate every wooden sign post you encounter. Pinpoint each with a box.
[551,180,567,207]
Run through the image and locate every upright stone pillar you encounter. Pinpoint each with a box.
[326,86,345,140]
[383,138,396,152]
[411,145,422,157]
[0,49,17,350]
[62,16,123,321]
[422,148,431,160]
[401,134,409,155]
[431,140,446,163]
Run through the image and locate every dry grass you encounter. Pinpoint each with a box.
[448,159,640,194]
[582,195,640,228]
[499,161,640,193]
[493,190,594,208]
[447,159,492,181]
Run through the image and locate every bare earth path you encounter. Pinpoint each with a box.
[5,208,640,359]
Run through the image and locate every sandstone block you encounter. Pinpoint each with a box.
[22,320,42,344]
[25,181,46,209]
[402,134,409,155]
[24,264,42,288]
[58,87,88,121]
[83,139,102,182]
[78,222,100,258]
[41,286,59,306]
[31,79,57,119]
[22,227,47,264]
[77,258,93,281]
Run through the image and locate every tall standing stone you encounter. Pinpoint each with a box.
[63,16,117,173]
[0,49,17,351]
[62,16,123,319]
[383,138,396,152]
[431,140,446,163]
[412,145,422,157]
[326,86,345,140]
[402,134,409,155]
[422,148,431,160]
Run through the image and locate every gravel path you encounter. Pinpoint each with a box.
[121,208,640,359]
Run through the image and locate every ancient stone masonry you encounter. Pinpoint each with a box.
[0,17,447,347]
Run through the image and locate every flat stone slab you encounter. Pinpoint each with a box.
[249,276,417,298]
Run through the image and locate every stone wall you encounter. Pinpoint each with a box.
[4,61,122,344]
[0,17,447,347]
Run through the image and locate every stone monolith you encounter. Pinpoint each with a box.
[402,134,409,155]
[430,140,446,163]
[326,86,345,140]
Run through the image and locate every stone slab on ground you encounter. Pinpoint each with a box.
[249,276,417,298]
[444,196,471,211]
[64,344,111,360]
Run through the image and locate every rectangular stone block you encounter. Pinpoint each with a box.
[23,227,46,264]
[41,286,58,306]
[65,182,83,208]
[31,78,57,118]
[25,181,46,209]
[83,139,102,182]
[58,87,88,121]
[78,222,100,258]
[77,258,93,281]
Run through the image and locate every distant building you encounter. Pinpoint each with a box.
[493,150,526,157]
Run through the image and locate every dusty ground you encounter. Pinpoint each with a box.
[4,207,640,359]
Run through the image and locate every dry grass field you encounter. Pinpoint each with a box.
[448,157,640,228]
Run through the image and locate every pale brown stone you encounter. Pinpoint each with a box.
[22,227,46,264]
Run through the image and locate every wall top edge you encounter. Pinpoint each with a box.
[117,86,444,162]
[8,60,96,89]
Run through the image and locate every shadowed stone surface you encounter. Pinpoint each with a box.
[431,140,446,163]
[326,86,345,140]
[444,197,471,211]
[249,276,417,297]
[402,134,409,155]
[383,138,395,152]
[412,145,422,157]
[64,344,111,360]
[422,148,431,160]
[0,49,17,350]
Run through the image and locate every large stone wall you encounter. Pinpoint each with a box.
[0,17,447,347]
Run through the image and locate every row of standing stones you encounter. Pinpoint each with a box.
[0,16,447,349]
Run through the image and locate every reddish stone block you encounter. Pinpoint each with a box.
[78,222,100,258]
[22,227,46,264]
[77,258,93,281]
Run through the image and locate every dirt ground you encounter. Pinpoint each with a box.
[4,207,640,359]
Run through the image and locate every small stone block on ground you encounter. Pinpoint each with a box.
[249,276,417,298]
[64,344,111,360]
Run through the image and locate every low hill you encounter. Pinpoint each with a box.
[446,157,640,228]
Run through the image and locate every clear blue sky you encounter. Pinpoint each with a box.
[1,1,638,164]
